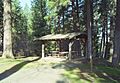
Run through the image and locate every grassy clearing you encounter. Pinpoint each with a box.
[0,58,22,73]
[0,57,41,73]
[60,61,120,83]
[0,57,61,73]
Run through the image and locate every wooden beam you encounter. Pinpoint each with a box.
[42,43,45,58]
[68,40,74,60]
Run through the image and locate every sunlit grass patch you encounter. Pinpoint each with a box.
[63,69,90,83]
[63,69,119,83]
[0,57,63,73]
[0,57,41,73]
[0,58,23,73]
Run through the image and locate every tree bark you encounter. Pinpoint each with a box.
[2,0,14,58]
[112,0,120,66]
[0,0,3,52]
[86,0,92,58]
[86,0,93,71]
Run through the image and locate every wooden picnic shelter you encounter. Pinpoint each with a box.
[35,32,87,60]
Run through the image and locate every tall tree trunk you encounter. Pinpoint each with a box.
[0,0,3,52]
[94,20,99,56]
[86,0,92,58]
[72,0,76,32]
[112,0,120,66]
[109,16,114,61]
[58,15,61,33]
[62,6,65,33]
[91,0,94,57]
[103,0,108,59]
[86,0,93,71]
[2,0,14,58]
[99,0,108,58]
[76,0,80,30]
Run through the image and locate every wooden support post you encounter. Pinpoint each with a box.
[69,40,74,60]
[42,43,45,58]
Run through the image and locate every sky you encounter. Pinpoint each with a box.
[19,0,32,8]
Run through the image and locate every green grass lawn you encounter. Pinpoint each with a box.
[0,58,22,73]
[0,57,42,73]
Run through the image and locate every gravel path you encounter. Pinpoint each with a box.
[0,58,70,83]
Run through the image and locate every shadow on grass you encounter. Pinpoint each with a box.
[0,57,40,81]
[52,58,120,83]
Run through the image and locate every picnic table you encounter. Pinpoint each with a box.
[47,51,79,59]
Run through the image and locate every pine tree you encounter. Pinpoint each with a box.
[12,0,28,56]
[112,0,120,66]
[2,0,14,58]
[31,0,47,55]
[31,0,47,38]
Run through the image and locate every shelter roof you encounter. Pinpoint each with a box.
[35,32,86,41]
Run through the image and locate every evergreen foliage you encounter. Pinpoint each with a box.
[31,0,47,38]
[12,0,29,56]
